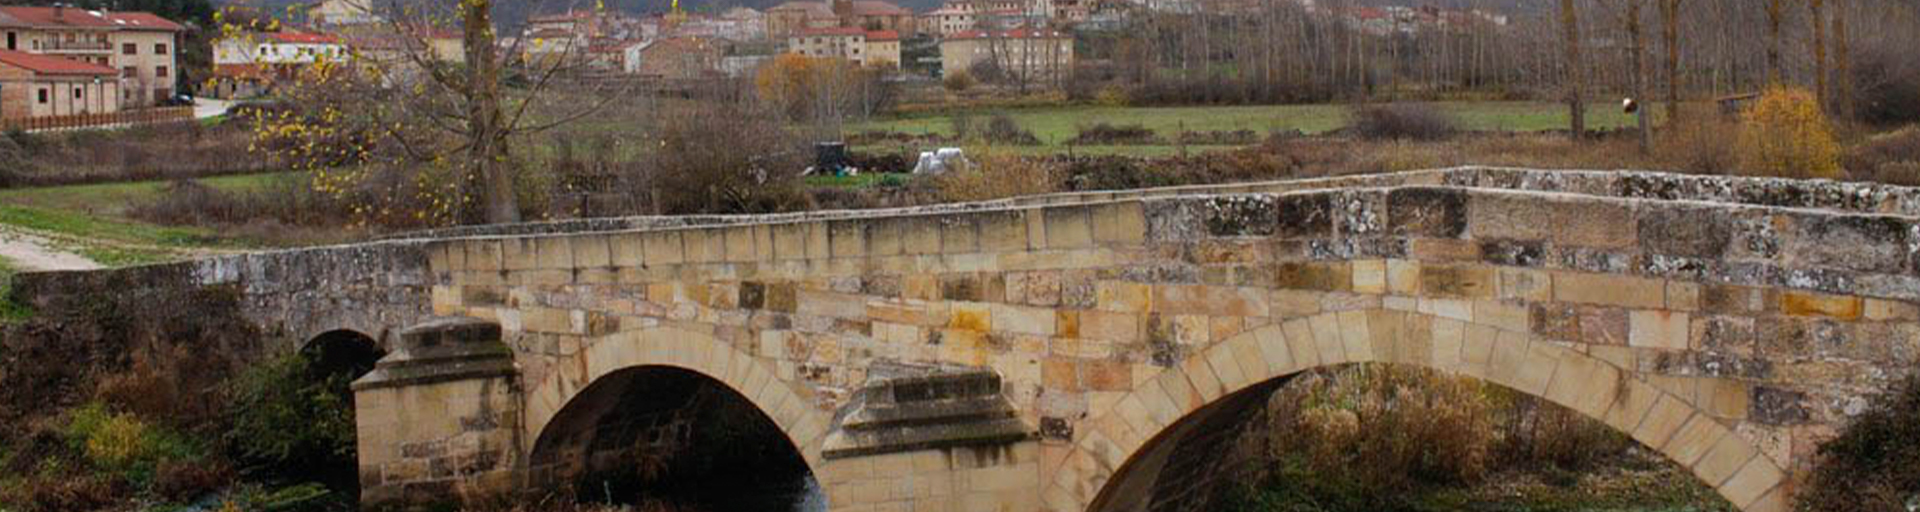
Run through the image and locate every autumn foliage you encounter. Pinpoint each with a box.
[1736,87,1845,179]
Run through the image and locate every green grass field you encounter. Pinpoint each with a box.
[0,173,289,267]
[849,101,1654,155]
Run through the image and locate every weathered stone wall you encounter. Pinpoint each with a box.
[11,241,435,351]
[419,173,1920,512]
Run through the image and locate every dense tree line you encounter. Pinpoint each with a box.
[1079,0,1919,124]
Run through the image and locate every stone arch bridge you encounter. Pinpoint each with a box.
[17,167,1920,512]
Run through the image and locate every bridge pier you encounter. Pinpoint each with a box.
[816,363,1043,511]
[352,317,523,507]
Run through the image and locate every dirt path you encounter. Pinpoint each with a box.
[0,227,102,272]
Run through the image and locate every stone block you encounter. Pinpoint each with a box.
[979,211,1029,252]
[1336,310,1375,362]
[1095,281,1152,313]
[1419,264,1495,299]
[1637,205,1732,258]
[771,223,809,261]
[465,240,503,271]
[1554,272,1666,309]
[643,231,685,265]
[723,226,757,262]
[1079,310,1141,343]
[1661,413,1729,467]
[1498,267,1552,302]
[1282,319,1321,367]
[1092,202,1147,244]
[1698,378,1750,420]
[1270,289,1323,317]
[1273,262,1351,292]
[1666,281,1701,312]
[1629,310,1690,350]
[1351,259,1387,294]
[1779,292,1863,320]
[1717,455,1785,509]
[1551,198,1636,249]
[1386,259,1422,295]
[1152,284,1267,317]
[1472,299,1529,333]
[1273,193,1333,239]
[1692,432,1758,487]
[1467,191,1553,240]
[1045,207,1094,249]
[1308,313,1347,364]
[805,222,831,260]
[901,218,942,255]
[502,238,538,271]
[1865,298,1920,321]
[685,229,725,263]
[993,303,1057,336]
[1387,187,1468,238]
[1179,354,1225,402]
[1602,378,1662,434]
[1631,394,1695,449]
[830,221,867,258]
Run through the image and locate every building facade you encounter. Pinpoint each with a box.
[787,27,900,68]
[0,6,183,107]
[939,28,1072,81]
[767,0,915,40]
[210,30,346,98]
[0,49,120,120]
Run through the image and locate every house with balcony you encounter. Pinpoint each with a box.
[0,5,185,107]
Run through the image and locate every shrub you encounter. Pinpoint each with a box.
[980,114,1041,145]
[640,102,811,215]
[1348,103,1459,141]
[942,69,976,92]
[1067,123,1162,146]
[1800,376,1920,512]
[1094,85,1131,107]
[1736,87,1844,179]
[1655,106,1742,174]
[224,352,358,491]
[1845,127,1920,185]
[1264,365,1496,501]
[935,149,1058,203]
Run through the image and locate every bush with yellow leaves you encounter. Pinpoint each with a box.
[1736,87,1844,179]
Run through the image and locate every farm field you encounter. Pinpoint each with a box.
[848,101,1658,156]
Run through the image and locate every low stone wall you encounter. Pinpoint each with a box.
[9,241,435,351]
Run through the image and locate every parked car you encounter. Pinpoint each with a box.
[159,93,195,107]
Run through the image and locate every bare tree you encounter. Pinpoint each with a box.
[1561,0,1585,141]
[1659,0,1683,121]
[1810,0,1829,103]
[1766,0,1784,84]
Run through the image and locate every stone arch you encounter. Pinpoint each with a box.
[300,329,386,375]
[1044,309,1792,512]
[521,326,834,477]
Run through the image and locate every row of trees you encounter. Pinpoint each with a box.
[1088,0,1917,124]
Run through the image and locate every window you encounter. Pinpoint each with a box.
[155,66,168,78]
[122,66,135,77]
[122,43,136,54]
[37,88,47,104]
[154,43,168,55]
[73,87,82,99]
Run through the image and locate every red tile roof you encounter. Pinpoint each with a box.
[865,29,899,41]
[796,26,866,37]
[0,6,184,31]
[270,31,341,44]
[0,50,117,75]
[946,27,1067,40]
[849,0,910,16]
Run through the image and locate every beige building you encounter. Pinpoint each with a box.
[0,6,183,106]
[309,0,383,26]
[787,27,899,69]
[767,0,915,40]
[939,27,1072,81]
[0,49,121,120]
